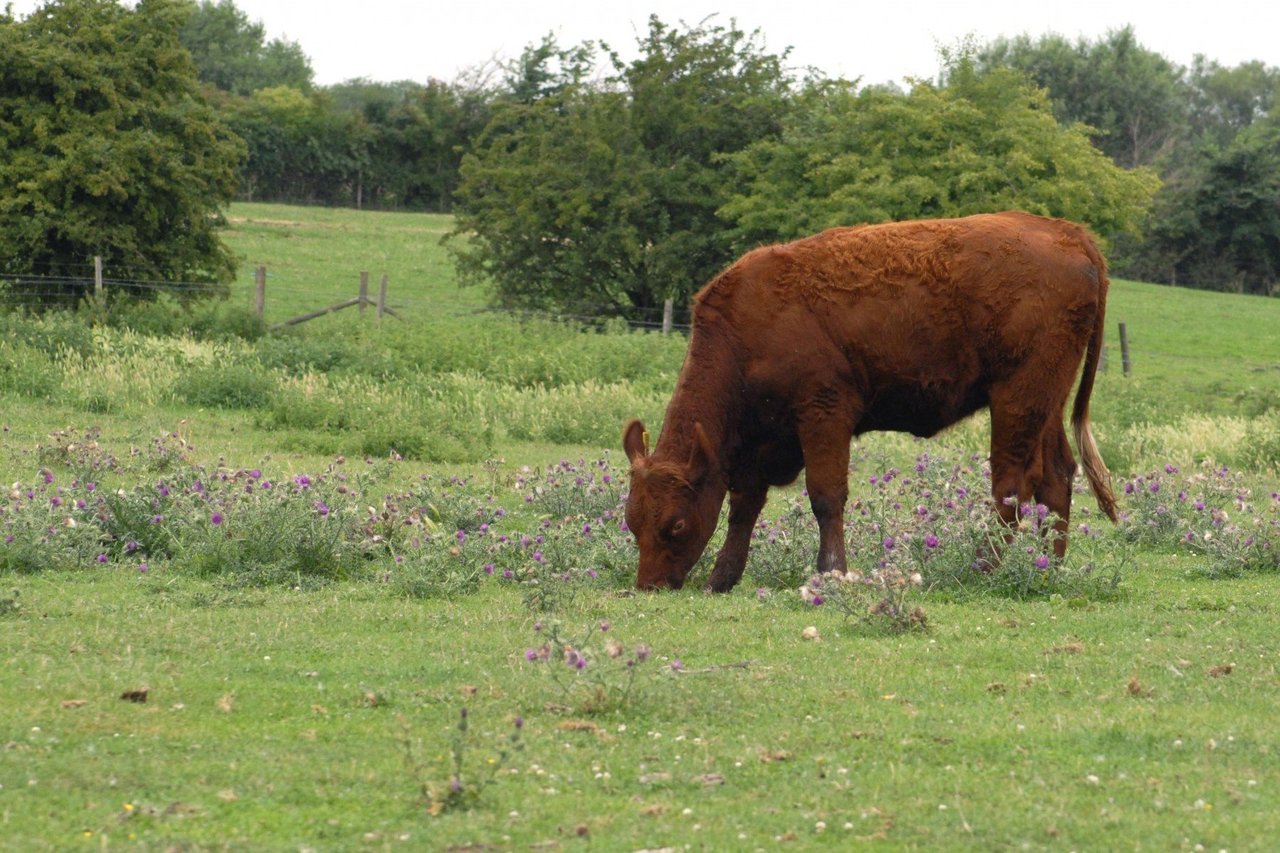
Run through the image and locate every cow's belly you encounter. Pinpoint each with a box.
[854,382,989,437]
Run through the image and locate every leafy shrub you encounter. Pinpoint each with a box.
[254,334,365,377]
[0,312,96,359]
[0,340,61,399]
[172,362,278,409]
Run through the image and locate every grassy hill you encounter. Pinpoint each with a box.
[2,204,1279,850]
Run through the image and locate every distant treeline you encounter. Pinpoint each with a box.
[183,2,1278,298]
[2,1,1277,306]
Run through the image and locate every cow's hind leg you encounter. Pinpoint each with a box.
[705,485,769,593]
[797,406,855,576]
[984,398,1050,568]
[1035,419,1077,559]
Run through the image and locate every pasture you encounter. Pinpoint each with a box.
[2,203,1279,850]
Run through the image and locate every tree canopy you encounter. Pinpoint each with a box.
[451,31,1159,320]
[179,0,313,95]
[0,0,244,288]
[451,17,794,320]
[978,27,1187,168]
[721,61,1159,250]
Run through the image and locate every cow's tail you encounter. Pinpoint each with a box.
[1071,238,1119,523]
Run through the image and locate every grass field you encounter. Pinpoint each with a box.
[2,203,1279,850]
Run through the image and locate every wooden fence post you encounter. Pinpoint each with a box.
[359,271,369,315]
[377,273,388,321]
[254,265,266,319]
[662,299,673,335]
[1118,322,1131,377]
[94,256,104,306]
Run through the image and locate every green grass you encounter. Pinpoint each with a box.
[2,202,1279,849]
[223,203,477,325]
[3,561,1277,849]
[1099,278,1280,425]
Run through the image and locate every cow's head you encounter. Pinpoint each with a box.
[622,419,725,590]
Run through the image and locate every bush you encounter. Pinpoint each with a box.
[172,362,278,409]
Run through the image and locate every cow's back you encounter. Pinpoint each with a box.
[695,212,1107,435]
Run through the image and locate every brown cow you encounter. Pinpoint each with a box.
[622,211,1119,591]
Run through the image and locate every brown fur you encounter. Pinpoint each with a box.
[623,211,1119,591]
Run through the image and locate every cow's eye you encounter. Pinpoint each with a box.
[663,519,687,541]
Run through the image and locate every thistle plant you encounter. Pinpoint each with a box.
[523,620,655,713]
[801,566,927,633]
[402,707,524,816]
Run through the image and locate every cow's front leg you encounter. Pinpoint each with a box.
[705,485,769,593]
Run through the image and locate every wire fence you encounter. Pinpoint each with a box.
[4,268,1278,376]
[0,272,224,311]
[0,267,693,333]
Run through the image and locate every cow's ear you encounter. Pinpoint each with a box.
[687,422,716,483]
[623,419,648,465]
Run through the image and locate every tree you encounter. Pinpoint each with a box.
[0,0,245,293]
[720,61,1159,250]
[979,27,1187,168]
[179,0,313,95]
[451,17,794,320]
[1186,57,1280,146]
[1125,121,1280,295]
[222,86,352,206]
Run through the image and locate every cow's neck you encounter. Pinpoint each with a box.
[655,320,742,475]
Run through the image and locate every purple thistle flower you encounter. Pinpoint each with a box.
[456,529,466,544]
[925,533,940,549]
[1034,554,1050,570]
[249,469,261,479]
[314,500,330,517]
[484,563,494,575]
[294,474,311,489]
[502,569,514,579]
[210,512,223,525]
[670,660,684,672]
[96,553,108,563]
[532,551,544,563]
[524,648,538,661]
[882,535,895,551]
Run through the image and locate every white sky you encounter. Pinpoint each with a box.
[10,1,1279,86]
